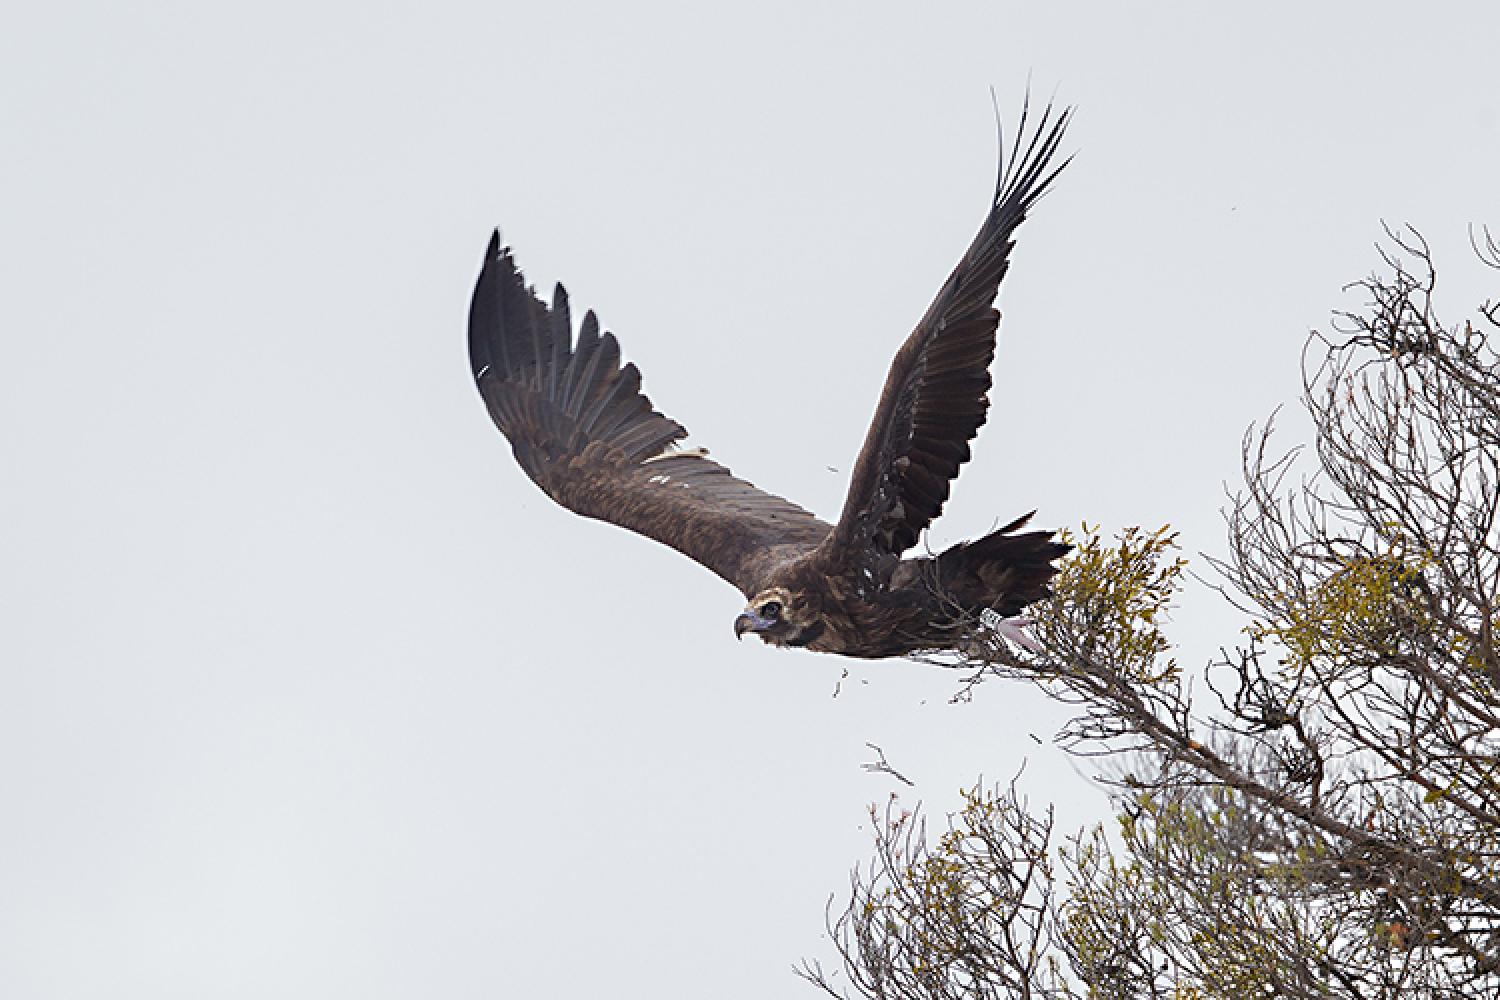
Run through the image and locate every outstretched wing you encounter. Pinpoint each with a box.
[827,98,1072,562]
[469,233,832,595]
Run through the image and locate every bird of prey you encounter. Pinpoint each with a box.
[469,100,1072,659]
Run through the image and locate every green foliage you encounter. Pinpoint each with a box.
[1059,789,1350,1000]
[1044,524,1187,684]
[799,785,1061,999]
[809,236,1500,998]
[1253,545,1432,670]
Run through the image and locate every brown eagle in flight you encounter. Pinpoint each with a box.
[469,101,1072,659]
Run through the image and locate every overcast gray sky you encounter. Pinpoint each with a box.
[4,1,1498,997]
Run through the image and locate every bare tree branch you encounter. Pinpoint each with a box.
[804,231,1500,998]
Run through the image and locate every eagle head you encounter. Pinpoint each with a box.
[734,587,826,648]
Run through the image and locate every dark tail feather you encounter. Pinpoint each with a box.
[933,512,1071,617]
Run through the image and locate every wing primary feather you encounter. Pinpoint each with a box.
[467,232,505,379]
[594,391,654,445]
[502,258,541,384]
[572,331,621,420]
[578,361,641,438]
[548,284,571,402]
[529,283,551,392]
[560,311,602,416]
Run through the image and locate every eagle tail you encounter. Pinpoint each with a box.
[933,512,1070,617]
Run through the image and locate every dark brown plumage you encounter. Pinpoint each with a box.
[470,99,1073,659]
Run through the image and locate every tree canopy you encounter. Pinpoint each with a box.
[801,227,1500,999]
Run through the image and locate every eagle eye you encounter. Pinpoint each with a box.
[759,601,783,621]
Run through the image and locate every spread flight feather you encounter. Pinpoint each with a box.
[469,97,1073,658]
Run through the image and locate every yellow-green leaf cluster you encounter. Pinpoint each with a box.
[1255,550,1430,669]
[1047,524,1187,684]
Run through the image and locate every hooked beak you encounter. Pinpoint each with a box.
[734,610,774,640]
